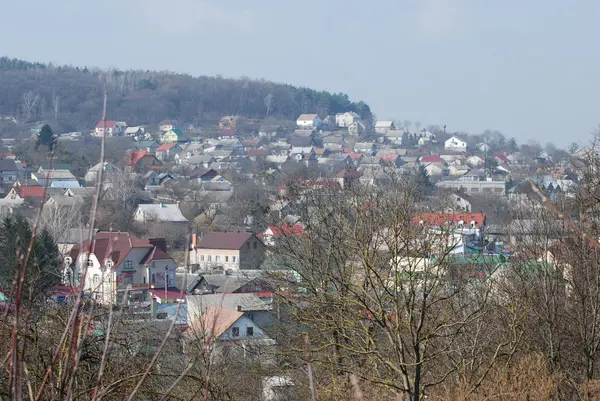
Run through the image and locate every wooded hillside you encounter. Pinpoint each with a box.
[0,56,372,130]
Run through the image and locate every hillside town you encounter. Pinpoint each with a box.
[0,109,595,400]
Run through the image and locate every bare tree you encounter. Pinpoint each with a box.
[51,93,60,120]
[264,93,275,116]
[22,91,40,120]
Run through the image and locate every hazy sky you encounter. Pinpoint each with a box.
[2,0,599,146]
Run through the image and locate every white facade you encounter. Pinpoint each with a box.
[375,121,395,134]
[296,114,322,128]
[68,248,176,304]
[335,112,360,128]
[444,136,467,152]
[220,315,266,341]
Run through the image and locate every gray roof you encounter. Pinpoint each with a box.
[0,159,21,171]
[136,203,189,222]
[33,170,76,180]
[186,154,216,165]
[187,293,271,320]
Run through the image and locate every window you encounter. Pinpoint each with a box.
[215,256,221,263]
[253,242,257,249]
[200,255,204,262]
[124,260,133,270]
[232,327,239,337]
[104,259,114,269]
[246,327,254,337]
[92,275,100,285]
[232,256,237,263]
[87,258,94,268]
[207,255,212,262]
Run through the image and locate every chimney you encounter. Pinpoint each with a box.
[191,233,197,249]
[149,238,167,253]
[151,296,158,318]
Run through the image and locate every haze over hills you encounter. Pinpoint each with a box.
[0,56,372,131]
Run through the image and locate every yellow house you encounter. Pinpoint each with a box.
[161,129,182,143]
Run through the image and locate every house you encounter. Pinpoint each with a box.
[467,155,485,168]
[444,136,468,152]
[448,163,470,177]
[66,232,177,304]
[94,120,124,137]
[384,130,405,145]
[414,212,486,254]
[375,121,395,134]
[186,306,272,345]
[322,135,346,149]
[348,121,366,136]
[5,185,46,201]
[124,126,145,137]
[259,224,305,246]
[477,143,491,153]
[160,129,183,143]
[336,168,362,189]
[449,191,473,212]
[186,155,217,168]
[124,150,162,172]
[38,162,72,172]
[84,161,120,184]
[354,142,378,155]
[31,170,80,188]
[134,203,188,223]
[296,114,322,129]
[0,159,22,184]
[155,143,182,161]
[424,163,449,177]
[335,112,361,128]
[189,232,266,271]
[184,274,271,296]
[218,115,240,130]
[158,120,179,132]
[436,179,506,195]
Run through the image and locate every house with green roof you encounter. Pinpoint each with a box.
[161,129,183,144]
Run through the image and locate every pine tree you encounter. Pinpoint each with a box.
[0,215,61,300]
[36,124,55,151]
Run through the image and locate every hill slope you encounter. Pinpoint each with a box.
[0,57,372,129]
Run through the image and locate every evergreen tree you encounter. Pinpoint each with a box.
[36,124,55,151]
[0,215,61,300]
[413,164,434,195]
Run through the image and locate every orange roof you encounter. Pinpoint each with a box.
[413,213,486,227]
[186,307,243,341]
[125,149,154,165]
[17,186,46,198]
[156,143,175,151]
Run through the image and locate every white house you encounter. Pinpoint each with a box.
[94,120,124,137]
[296,114,322,129]
[335,112,361,128]
[65,232,176,304]
[375,121,395,134]
[444,136,468,152]
[467,155,485,168]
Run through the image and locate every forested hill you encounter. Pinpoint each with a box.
[0,56,372,129]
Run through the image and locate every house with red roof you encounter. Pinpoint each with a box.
[190,231,265,271]
[155,143,182,161]
[258,224,305,246]
[5,185,46,201]
[124,149,162,172]
[412,213,487,255]
[93,120,124,137]
[67,232,176,304]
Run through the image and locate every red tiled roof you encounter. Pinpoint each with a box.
[96,120,118,129]
[149,288,185,301]
[156,143,175,151]
[219,129,238,136]
[70,231,154,268]
[196,231,255,250]
[17,186,46,198]
[125,150,155,165]
[420,155,442,163]
[243,140,258,147]
[261,224,305,238]
[413,213,486,228]
[347,152,362,160]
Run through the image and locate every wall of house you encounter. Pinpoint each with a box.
[220,315,266,340]
[191,248,241,270]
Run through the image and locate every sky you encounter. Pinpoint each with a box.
[2,0,600,146]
